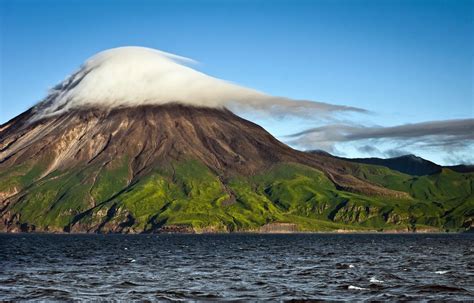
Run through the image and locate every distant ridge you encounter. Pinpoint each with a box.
[444,164,474,174]
[308,150,474,176]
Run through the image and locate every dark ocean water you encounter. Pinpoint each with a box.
[0,233,473,301]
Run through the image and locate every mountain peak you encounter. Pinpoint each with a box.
[30,46,366,121]
[343,153,442,175]
[396,154,424,162]
[33,46,256,118]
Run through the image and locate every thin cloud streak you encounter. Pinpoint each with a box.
[286,118,474,155]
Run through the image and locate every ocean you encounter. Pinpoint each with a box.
[1,233,473,301]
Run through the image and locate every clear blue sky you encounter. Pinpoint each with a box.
[1,0,472,164]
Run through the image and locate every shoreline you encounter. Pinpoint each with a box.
[2,221,471,235]
[0,230,470,235]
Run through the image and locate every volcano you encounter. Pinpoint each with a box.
[1,47,472,233]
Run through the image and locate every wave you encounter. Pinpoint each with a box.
[369,277,384,283]
[348,285,367,291]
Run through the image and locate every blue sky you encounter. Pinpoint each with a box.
[1,0,472,164]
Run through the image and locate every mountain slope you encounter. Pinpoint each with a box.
[345,154,442,176]
[1,105,472,233]
[317,151,474,175]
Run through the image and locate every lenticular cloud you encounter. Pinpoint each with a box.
[33,46,366,119]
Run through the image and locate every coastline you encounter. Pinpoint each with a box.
[2,220,471,235]
[1,229,470,235]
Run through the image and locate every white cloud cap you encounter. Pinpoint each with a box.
[34,46,365,118]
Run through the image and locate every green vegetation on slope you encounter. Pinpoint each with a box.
[1,159,472,233]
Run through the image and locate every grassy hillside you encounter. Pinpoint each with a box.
[1,159,472,233]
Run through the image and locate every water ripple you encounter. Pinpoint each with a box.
[0,233,473,301]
